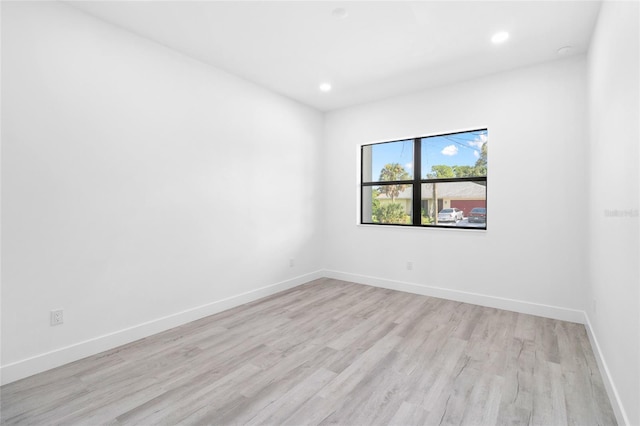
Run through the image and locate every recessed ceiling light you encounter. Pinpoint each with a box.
[491,31,509,44]
[331,8,348,19]
[319,83,332,92]
[557,46,573,56]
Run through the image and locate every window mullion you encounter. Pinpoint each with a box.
[412,138,422,226]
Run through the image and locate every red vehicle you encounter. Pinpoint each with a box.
[468,207,487,223]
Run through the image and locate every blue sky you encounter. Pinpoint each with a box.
[368,129,487,180]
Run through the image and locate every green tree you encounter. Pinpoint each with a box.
[379,163,409,202]
[375,203,408,224]
[427,165,454,178]
[370,188,381,222]
[452,165,475,177]
[474,142,487,176]
[371,188,381,210]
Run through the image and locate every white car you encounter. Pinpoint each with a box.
[437,208,464,222]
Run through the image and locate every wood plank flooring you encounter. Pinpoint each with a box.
[0,278,617,425]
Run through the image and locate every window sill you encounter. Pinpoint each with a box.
[357,223,487,232]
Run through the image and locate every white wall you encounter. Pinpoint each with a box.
[324,56,589,320]
[1,1,324,383]
[587,1,640,424]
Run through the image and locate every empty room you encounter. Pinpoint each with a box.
[1,1,638,425]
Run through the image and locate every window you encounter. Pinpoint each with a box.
[361,129,487,229]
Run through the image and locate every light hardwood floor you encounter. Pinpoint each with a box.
[1,278,617,425]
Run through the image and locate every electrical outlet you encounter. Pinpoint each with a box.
[289,258,295,267]
[406,261,413,271]
[50,309,63,326]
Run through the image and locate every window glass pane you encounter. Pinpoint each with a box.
[421,181,486,228]
[421,130,487,179]
[362,185,413,225]
[362,140,413,183]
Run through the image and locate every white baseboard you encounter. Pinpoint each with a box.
[0,270,324,386]
[323,270,586,323]
[583,314,630,426]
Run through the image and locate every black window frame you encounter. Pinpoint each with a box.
[360,129,487,230]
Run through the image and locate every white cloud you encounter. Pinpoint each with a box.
[474,150,480,158]
[405,162,413,169]
[441,145,458,156]
[468,133,487,149]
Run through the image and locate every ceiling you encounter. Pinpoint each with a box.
[67,1,602,112]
